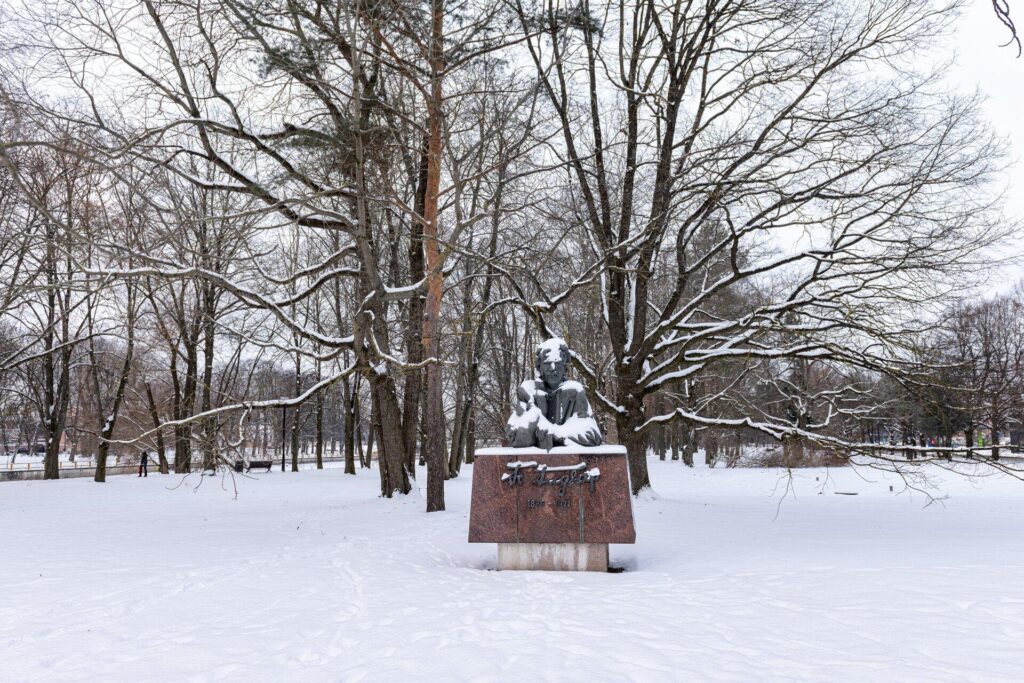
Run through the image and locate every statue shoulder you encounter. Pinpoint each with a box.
[559,380,585,393]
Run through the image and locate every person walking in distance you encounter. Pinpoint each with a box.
[138,451,149,477]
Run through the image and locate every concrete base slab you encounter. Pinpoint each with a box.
[497,542,608,571]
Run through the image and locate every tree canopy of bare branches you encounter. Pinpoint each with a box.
[0,0,1020,499]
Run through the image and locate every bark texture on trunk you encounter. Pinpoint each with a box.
[402,136,430,478]
[616,396,649,495]
[291,353,301,472]
[421,0,446,512]
[144,382,169,474]
[370,374,412,496]
[343,378,357,474]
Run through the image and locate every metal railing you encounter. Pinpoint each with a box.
[3,453,372,472]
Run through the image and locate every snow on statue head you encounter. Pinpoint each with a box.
[535,337,570,391]
[506,337,603,449]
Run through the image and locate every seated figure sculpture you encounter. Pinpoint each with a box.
[506,338,603,449]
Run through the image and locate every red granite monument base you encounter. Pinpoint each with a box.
[469,446,635,570]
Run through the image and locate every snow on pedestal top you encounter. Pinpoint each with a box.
[475,445,626,456]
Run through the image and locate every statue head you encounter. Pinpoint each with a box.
[535,338,569,391]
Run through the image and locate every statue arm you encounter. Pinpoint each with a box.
[567,391,603,446]
[514,384,532,416]
[507,383,542,447]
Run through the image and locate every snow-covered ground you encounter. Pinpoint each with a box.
[3,459,1024,682]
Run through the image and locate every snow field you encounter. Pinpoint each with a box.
[2,459,1024,682]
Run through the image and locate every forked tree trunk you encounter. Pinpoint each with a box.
[369,375,411,496]
[360,398,371,471]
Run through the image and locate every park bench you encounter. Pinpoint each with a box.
[246,460,274,472]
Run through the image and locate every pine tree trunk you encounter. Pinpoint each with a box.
[420,0,447,512]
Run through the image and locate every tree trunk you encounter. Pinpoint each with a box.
[261,412,268,458]
[43,433,61,480]
[615,389,650,494]
[343,378,356,475]
[361,395,371,471]
[95,439,110,482]
[280,406,288,471]
[782,435,804,468]
[706,432,719,467]
[369,374,411,496]
[315,387,325,470]
[144,382,168,474]
[616,401,649,495]
[200,286,217,471]
[401,136,430,478]
[420,0,447,512]
[174,338,198,474]
[682,424,696,467]
[291,353,301,472]
[464,403,476,465]
[174,425,189,473]
[94,305,135,483]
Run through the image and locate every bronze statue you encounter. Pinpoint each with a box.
[506,338,603,448]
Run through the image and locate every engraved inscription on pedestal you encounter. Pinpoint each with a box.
[468,446,636,545]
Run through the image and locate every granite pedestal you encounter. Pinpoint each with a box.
[468,445,635,571]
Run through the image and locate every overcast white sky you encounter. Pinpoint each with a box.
[947,0,1024,291]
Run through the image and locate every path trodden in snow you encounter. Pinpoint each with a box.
[2,459,1024,682]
